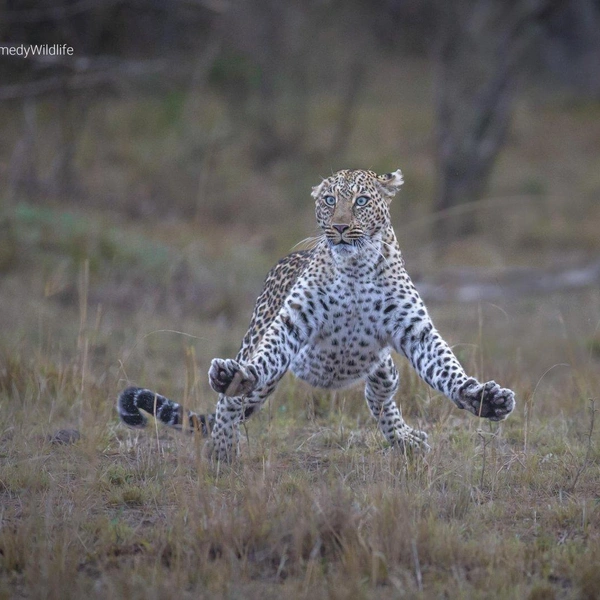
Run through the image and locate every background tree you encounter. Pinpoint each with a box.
[1,0,599,231]
[431,0,563,245]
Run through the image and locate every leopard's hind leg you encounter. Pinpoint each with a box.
[207,374,280,462]
[365,354,430,452]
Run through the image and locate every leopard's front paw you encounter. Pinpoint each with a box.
[209,358,258,397]
[457,379,515,421]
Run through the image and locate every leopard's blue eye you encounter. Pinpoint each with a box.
[355,196,370,207]
[324,195,336,207]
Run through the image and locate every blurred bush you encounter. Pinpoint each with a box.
[1,0,599,246]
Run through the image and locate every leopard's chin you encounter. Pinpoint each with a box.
[329,240,359,258]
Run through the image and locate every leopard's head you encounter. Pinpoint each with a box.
[312,169,403,257]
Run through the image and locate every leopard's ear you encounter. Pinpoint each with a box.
[311,179,326,199]
[377,169,403,203]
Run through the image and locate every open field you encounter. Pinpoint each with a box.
[1,204,599,599]
[1,59,600,598]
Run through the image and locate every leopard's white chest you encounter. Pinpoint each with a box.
[288,274,389,389]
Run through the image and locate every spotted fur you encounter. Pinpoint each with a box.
[118,168,515,460]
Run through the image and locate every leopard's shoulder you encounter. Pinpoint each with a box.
[237,249,315,362]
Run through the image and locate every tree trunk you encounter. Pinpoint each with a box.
[433,0,560,247]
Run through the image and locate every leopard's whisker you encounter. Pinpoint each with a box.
[361,237,391,269]
[292,234,326,251]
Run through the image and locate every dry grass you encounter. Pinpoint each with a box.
[0,347,598,599]
[1,59,600,599]
[0,206,599,600]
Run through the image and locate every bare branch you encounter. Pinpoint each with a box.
[0,58,167,101]
[432,0,563,244]
[2,0,119,24]
[1,0,229,24]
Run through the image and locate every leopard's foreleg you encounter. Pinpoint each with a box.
[392,313,516,421]
[207,310,306,461]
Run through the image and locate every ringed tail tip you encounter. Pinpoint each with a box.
[117,386,148,428]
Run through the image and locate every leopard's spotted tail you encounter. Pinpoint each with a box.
[117,387,214,435]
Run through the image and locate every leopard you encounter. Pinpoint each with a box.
[118,168,515,461]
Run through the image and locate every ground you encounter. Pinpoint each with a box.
[0,207,598,599]
[0,60,599,599]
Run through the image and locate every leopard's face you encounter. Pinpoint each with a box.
[312,169,403,257]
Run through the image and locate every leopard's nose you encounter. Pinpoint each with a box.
[332,224,349,234]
